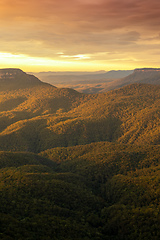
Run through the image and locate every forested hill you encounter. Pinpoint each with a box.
[1,143,160,239]
[0,78,159,152]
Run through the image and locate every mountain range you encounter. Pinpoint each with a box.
[0,67,160,239]
[32,68,160,93]
[32,69,133,93]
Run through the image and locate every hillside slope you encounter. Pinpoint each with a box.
[0,79,159,152]
[1,143,160,239]
[0,150,104,240]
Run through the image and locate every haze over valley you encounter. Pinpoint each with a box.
[32,68,160,94]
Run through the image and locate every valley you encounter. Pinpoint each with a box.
[0,68,160,239]
[32,68,160,94]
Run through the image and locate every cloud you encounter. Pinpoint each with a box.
[1,0,160,30]
[0,0,160,70]
[60,54,91,60]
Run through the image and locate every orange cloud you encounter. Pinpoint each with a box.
[0,0,160,71]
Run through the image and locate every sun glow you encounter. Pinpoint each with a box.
[0,52,109,72]
[0,51,157,72]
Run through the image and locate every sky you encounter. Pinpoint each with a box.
[0,0,160,72]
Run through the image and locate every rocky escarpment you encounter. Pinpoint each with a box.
[134,68,160,72]
[102,68,160,92]
[0,68,44,90]
[126,68,160,84]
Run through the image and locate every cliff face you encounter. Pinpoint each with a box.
[134,68,160,72]
[96,68,160,92]
[0,68,43,90]
[117,68,160,85]
[129,68,160,84]
[0,69,24,79]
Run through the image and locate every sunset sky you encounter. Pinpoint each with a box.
[0,0,160,72]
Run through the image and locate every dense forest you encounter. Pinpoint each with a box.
[0,69,160,239]
[1,143,160,239]
[0,73,159,152]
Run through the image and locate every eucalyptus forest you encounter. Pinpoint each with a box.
[0,68,160,239]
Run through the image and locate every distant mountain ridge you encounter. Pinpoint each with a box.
[76,67,160,93]
[32,70,133,85]
[30,69,133,94]
[32,68,160,93]
[104,67,160,91]
[33,69,133,78]
[135,68,160,71]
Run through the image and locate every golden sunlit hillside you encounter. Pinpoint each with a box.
[0,69,159,152]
